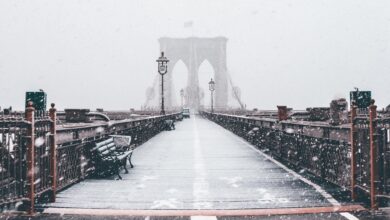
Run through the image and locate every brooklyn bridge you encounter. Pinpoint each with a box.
[1,1,390,218]
[0,35,389,219]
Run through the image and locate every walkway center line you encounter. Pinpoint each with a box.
[192,116,211,209]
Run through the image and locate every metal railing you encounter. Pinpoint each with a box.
[376,117,390,201]
[350,104,390,208]
[201,110,390,208]
[0,104,55,213]
[201,111,351,189]
[0,104,181,213]
[33,118,54,200]
[0,118,29,211]
[352,117,371,198]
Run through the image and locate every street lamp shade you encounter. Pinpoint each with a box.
[156,51,169,75]
[209,78,215,91]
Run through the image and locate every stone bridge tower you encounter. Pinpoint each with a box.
[159,37,228,110]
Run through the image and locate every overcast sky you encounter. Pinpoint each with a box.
[0,0,389,110]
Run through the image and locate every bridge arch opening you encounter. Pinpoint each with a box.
[171,60,189,107]
[197,59,215,109]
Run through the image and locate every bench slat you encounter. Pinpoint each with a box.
[91,138,114,151]
[96,137,114,147]
[97,142,116,152]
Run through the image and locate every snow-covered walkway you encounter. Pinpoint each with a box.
[46,115,340,210]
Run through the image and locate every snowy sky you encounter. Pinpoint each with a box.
[0,0,389,110]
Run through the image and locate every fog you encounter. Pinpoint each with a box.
[0,0,389,110]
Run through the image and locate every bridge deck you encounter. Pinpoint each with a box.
[45,116,345,210]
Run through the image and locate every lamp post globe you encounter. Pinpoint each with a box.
[156,52,169,115]
[208,78,215,113]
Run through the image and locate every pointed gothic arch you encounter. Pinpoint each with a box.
[158,37,228,110]
[171,59,189,107]
[198,59,215,108]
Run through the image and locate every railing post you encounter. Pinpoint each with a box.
[369,100,378,209]
[25,101,35,214]
[49,103,57,202]
[350,104,357,200]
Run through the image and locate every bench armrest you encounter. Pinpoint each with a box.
[116,144,135,152]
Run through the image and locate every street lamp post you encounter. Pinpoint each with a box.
[156,52,169,115]
[208,78,215,113]
[180,89,184,108]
